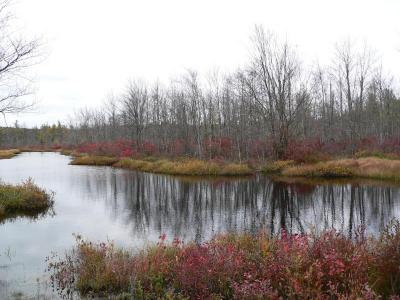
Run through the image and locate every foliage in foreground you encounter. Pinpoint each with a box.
[0,179,54,221]
[48,222,400,299]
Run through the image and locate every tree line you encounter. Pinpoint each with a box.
[2,26,400,160]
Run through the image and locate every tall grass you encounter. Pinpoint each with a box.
[283,157,400,181]
[70,156,119,166]
[71,156,254,176]
[0,149,21,159]
[0,179,53,221]
[49,222,400,299]
[115,158,254,176]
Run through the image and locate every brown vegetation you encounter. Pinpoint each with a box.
[0,149,21,159]
[70,156,119,166]
[70,156,254,176]
[112,157,254,176]
[282,157,400,181]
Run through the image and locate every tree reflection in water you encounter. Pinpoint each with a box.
[82,171,400,242]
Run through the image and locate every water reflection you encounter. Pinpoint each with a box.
[81,170,400,241]
[1,152,400,299]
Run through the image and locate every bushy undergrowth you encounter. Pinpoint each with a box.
[0,179,53,220]
[48,223,400,299]
[0,148,21,159]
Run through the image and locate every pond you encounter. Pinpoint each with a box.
[1,152,400,299]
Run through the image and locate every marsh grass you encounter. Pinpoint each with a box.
[262,160,295,174]
[0,149,21,159]
[113,158,254,176]
[70,156,119,166]
[0,179,54,221]
[282,157,400,181]
[70,156,254,176]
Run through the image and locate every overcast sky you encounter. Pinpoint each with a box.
[6,0,400,127]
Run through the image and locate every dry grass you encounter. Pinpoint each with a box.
[0,149,21,159]
[262,160,295,173]
[114,158,254,176]
[282,157,400,181]
[70,156,119,166]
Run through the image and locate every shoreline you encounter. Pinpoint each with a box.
[3,149,400,182]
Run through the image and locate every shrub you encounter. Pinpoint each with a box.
[48,223,400,299]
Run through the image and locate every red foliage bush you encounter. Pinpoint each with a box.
[48,222,400,299]
[284,138,326,163]
[203,137,233,159]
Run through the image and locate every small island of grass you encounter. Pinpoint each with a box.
[0,179,54,221]
[263,156,400,181]
[0,149,21,159]
[70,156,254,176]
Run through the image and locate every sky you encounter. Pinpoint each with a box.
[5,0,400,127]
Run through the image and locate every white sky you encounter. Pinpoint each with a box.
[5,0,400,127]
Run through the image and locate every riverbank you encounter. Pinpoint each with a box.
[71,156,254,176]
[48,222,400,299]
[70,154,400,180]
[2,148,400,180]
[0,179,53,221]
[263,157,400,181]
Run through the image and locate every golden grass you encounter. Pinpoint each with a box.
[282,157,400,181]
[70,156,119,166]
[262,160,295,173]
[113,158,254,176]
[0,149,21,159]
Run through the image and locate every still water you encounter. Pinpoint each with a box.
[1,152,400,299]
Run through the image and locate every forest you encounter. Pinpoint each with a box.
[1,26,400,162]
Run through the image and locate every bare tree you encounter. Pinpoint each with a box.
[247,25,309,158]
[0,0,41,118]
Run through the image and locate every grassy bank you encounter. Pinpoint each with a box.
[70,155,119,166]
[264,157,400,181]
[0,149,21,159]
[49,222,400,299]
[70,156,254,176]
[0,179,53,221]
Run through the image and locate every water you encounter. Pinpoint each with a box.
[1,152,400,299]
